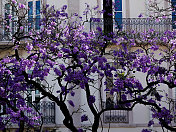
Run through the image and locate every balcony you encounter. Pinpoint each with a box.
[27,101,55,124]
[90,18,174,36]
[0,101,55,127]
[0,18,40,42]
[102,101,129,123]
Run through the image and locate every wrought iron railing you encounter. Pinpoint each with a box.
[27,101,55,124]
[1,18,173,41]
[102,102,129,123]
[90,18,173,34]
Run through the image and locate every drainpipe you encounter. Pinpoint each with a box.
[103,0,113,35]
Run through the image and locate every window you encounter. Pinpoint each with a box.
[103,62,129,123]
[27,70,41,107]
[105,69,126,109]
[25,71,55,124]
[28,0,40,30]
[27,89,41,110]
[114,0,122,29]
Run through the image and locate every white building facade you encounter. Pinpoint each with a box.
[0,0,176,132]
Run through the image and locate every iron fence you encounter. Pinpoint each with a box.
[102,102,129,123]
[27,101,55,124]
[1,17,174,41]
[90,18,173,35]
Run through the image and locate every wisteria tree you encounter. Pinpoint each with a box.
[0,0,176,132]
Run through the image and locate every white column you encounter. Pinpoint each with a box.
[164,0,169,16]
[97,0,102,18]
[125,0,130,18]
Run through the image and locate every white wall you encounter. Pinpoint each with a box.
[129,0,146,18]
[46,0,68,10]
[1,0,173,131]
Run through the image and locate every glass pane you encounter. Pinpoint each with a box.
[35,95,40,102]
[27,95,32,107]
[36,1,40,15]
[35,90,40,95]
[28,1,33,16]
[35,95,40,110]
[35,15,40,30]
[35,1,40,30]
[12,6,15,17]
[27,70,33,75]
[106,92,114,108]
[28,1,33,30]
[28,90,32,95]
[172,13,176,29]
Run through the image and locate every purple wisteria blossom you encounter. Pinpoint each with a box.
[81,115,88,122]
[0,1,176,132]
[68,100,75,107]
[88,96,96,105]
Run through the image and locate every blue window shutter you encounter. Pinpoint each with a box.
[35,15,40,30]
[115,12,122,29]
[115,0,122,11]
[115,0,122,30]
[172,0,176,29]
[35,1,40,30]
[28,1,33,29]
